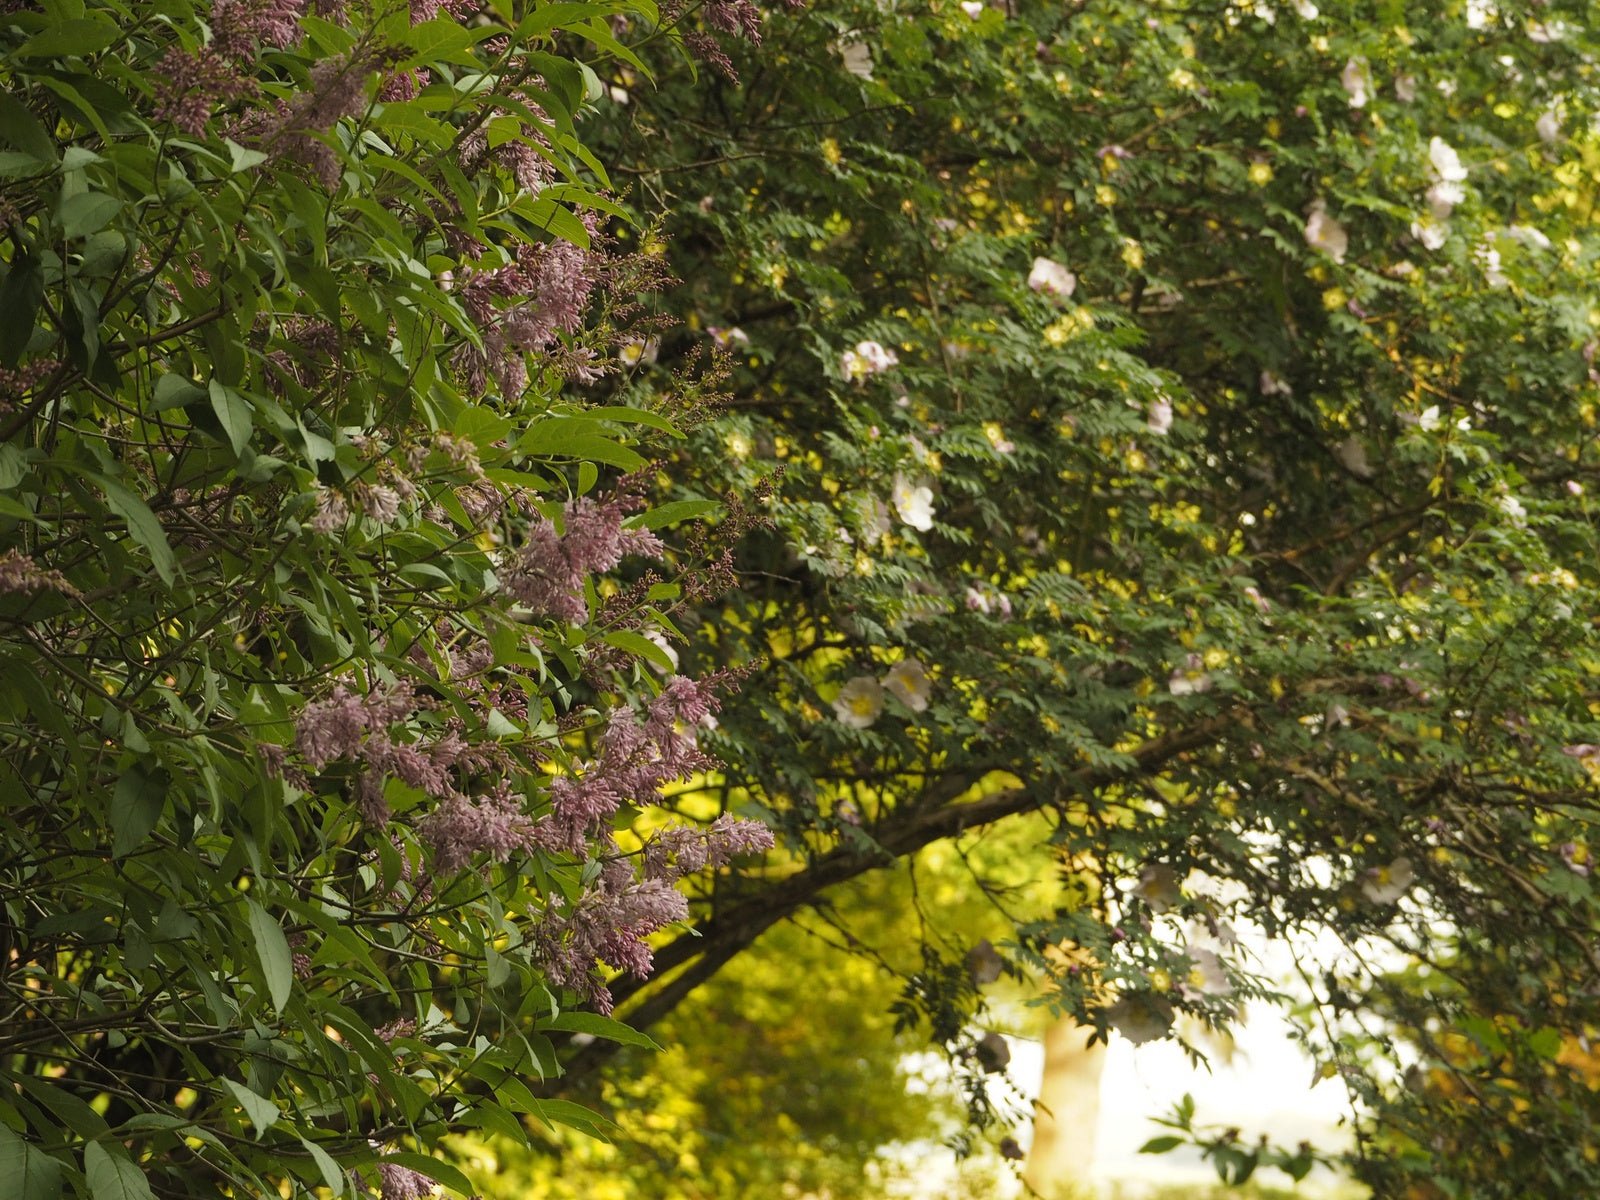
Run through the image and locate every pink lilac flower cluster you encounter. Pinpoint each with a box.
[0,358,58,406]
[536,674,728,855]
[153,0,310,135]
[456,219,601,397]
[660,0,800,80]
[500,489,663,624]
[293,677,529,867]
[534,858,691,1013]
[414,782,536,874]
[642,812,775,881]
[262,49,382,185]
[410,0,477,21]
[0,548,79,598]
[458,101,556,195]
[211,0,307,59]
[375,1162,434,1200]
[153,46,257,136]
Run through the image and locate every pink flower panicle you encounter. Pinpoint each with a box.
[457,223,601,396]
[500,490,662,623]
[536,673,737,855]
[534,860,691,1012]
[410,0,476,21]
[294,685,370,769]
[416,783,536,873]
[308,486,350,534]
[643,813,774,881]
[153,47,255,136]
[0,548,79,598]
[355,482,402,523]
[373,1016,415,1043]
[376,1162,434,1200]
[211,0,306,60]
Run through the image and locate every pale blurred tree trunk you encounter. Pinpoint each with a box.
[1023,1016,1106,1199]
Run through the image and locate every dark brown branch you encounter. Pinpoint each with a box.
[546,711,1237,1089]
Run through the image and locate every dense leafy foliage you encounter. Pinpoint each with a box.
[573,1,1600,1195]
[6,0,1600,1196]
[0,0,778,1196]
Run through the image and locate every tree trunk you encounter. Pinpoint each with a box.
[1023,1016,1106,1200]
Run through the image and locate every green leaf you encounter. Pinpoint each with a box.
[82,1141,154,1200]
[0,444,27,490]
[221,1079,279,1137]
[16,18,120,58]
[0,151,51,177]
[380,1153,475,1197]
[0,254,45,365]
[1138,1135,1184,1155]
[0,1124,62,1200]
[401,16,485,64]
[97,476,176,585]
[519,417,645,469]
[601,630,676,673]
[484,708,521,738]
[0,94,57,163]
[208,380,254,455]
[625,499,720,530]
[110,763,167,858]
[535,1010,662,1050]
[299,1138,345,1194]
[245,898,293,1012]
[153,373,205,411]
[225,139,269,173]
[57,191,120,239]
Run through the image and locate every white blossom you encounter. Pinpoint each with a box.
[959,0,984,17]
[1537,109,1562,144]
[1506,224,1551,251]
[1303,200,1348,264]
[1184,946,1232,996]
[1429,137,1468,182]
[841,339,899,382]
[1427,180,1465,220]
[1147,396,1173,436]
[1477,241,1508,288]
[1106,994,1173,1045]
[1334,436,1373,478]
[1259,369,1292,396]
[1340,57,1370,108]
[1132,863,1183,912]
[1411,217,1448,251]
[882,657,932,712]
[833,676,885,728]
[891,473,935,531]
[1168,654,1213,696]
[837,39,875,80]
[1360,856,1414,905]
[1027,256,1077,299]
[1394,73,1416,102]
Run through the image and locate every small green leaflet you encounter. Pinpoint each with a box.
[221,1079,279,1136]
[0,1125,62,1200]
[208,380,254,455]
[83,1141,155,1200]
[97,476,176,585]
[58,190,120,239]
[535,1009,662,1050]
[110,763,167,858]
[245,898,293,1012]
